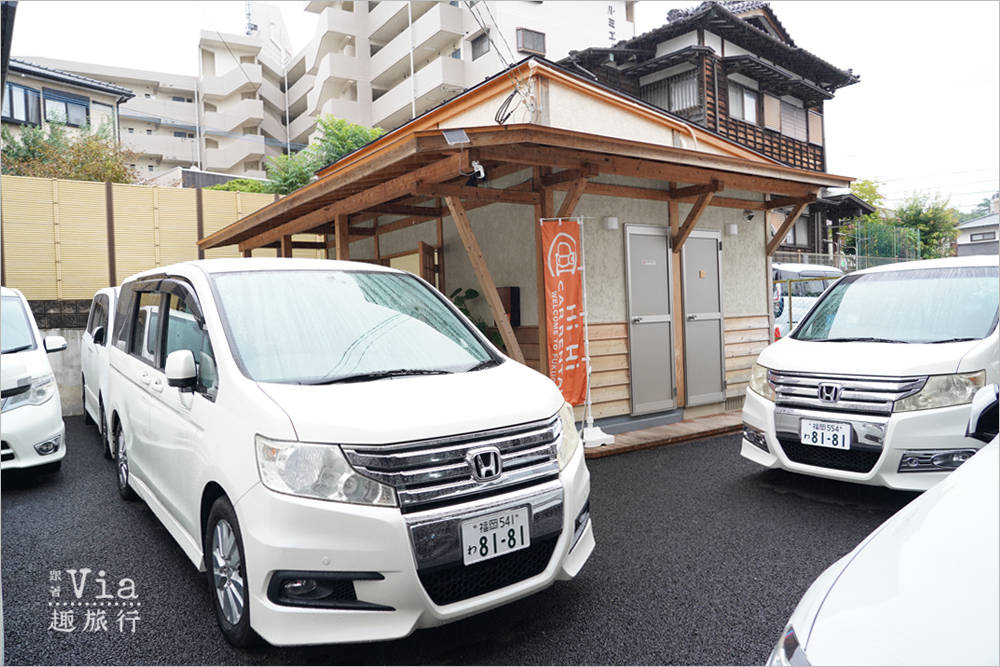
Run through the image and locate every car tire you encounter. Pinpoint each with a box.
[205,497,260,648]
[115,424,137,501]
[100,399,113,460]
[82,376,94,425]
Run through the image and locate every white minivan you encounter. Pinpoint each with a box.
[106,258,594,648]
[1,285,67,473]
[82,286,119,458]
[743,256,999,491]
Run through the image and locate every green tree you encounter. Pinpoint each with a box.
[209,116,385,195]
[1,119,138,183]
[891,192,960,259]
[958,195,996,222]
[313,116,385,169]
[205,177,273,193]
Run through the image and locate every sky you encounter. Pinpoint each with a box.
[8,0,999,213]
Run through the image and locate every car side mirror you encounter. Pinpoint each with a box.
[966,384,999,444]
[93,326,106,346]
[44,335,67,353]
[165,349,197,391]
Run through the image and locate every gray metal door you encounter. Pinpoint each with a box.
[682,230,726,406]
[624,225,676,415]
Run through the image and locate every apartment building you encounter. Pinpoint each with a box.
[17,1,636,181]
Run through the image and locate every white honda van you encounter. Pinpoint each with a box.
[743,256,999,491]
[106,258,593,648]
[1,286,67,473]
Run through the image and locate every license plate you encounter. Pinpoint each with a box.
[461,507,531,566]
[800,420,852,450]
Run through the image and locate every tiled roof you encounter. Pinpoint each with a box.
[9,58,135,99]
[959,213,999,229]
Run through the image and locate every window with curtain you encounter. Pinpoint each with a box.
[780,101,807,141]
[2,83,42,125]
[728,82,758,124]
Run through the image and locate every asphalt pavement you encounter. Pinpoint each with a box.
[1,415,919,665]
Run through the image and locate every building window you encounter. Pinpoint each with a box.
[128,127,134,133]
[780,101,807,142]
[2,83,42,125]
[146,129,152,135]
[148,165,154,172]
[472,32,490,61]
[173,131,187,138]
[728,82,758,124]
[516,28,546,55]
[971,232,997,242]
[640,71,699,116]
[43,89,89,127]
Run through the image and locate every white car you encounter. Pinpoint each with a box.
[1,285,67,473]
[768,386,999,666]
[772,262,843,339]
[106,258,594,648]
[744,256,999,491]
[81,286,119,458]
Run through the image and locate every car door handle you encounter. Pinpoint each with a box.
[140,372,151,386]
[151,378,164,393]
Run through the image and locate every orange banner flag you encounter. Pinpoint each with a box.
[541,218,587,406]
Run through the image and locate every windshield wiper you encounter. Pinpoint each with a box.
[926,337,978,344]
[1,344,33,355]
[815,337,907,344]
[466,359,501,372]
[308,369,453,385]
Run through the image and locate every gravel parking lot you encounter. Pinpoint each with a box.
[1,415,918,665]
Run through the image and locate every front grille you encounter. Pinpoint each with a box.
[770,370,924,416]
[777,436,881,473]
[343,415,561,512]
[418,535,558,606]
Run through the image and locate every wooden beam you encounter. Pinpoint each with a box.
[335,214,349,260]
[444,196,525,365]
[230,152,470,251]
[557,178,589,219]
[766,194,817,256]
[542,164,600,187]
[416,182,541,206]
[281,235,294,258]
[534,167,553,376]
[672,191,716,252]
[363,204,445,218]
[669,179,725,200]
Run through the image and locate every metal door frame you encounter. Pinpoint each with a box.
[624,224,676,415]
[681,228,726,406]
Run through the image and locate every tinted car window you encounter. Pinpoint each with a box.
[164,293,218,395]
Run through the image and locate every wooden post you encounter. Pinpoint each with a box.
[335,214,350,260]
[196,188,205,261]
[669,195,685,407]
[444,196,525,365]
[105,181,117,286]
[281,235,293,258]
[534,167,554,375]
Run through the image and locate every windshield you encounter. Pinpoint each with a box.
[794,267,1000,343]
[1,295,37,354]
[212,270,496,383]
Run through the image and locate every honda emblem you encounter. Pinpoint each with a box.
[468,447,502,482]
[817,383,843,403]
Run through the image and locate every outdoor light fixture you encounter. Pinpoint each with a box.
[603,216,619,230]
[726,223,739,236]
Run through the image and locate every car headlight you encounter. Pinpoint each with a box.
[1,373,57,413]
[557,402,581,470]
[894,371,986,413]
[748,363,775,402]
[772,625,811,666]
[255,435,397,506]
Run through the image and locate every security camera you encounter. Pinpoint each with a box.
[472,160,485,180]
[742,209,756,223]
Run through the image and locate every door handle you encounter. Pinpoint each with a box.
[632,316,643,324]
[151,379,164,393]
[687,314,697,321]
[140,373,151,385]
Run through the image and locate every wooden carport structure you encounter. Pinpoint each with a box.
[199,59,852,412]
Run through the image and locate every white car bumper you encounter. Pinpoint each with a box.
[741,389,980,491]
[232,447,593,646]
[0,401,65,471]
